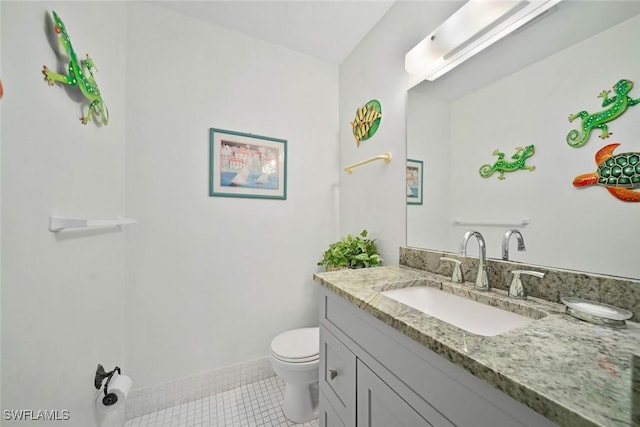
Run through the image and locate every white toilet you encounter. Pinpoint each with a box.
[269,327,320,423]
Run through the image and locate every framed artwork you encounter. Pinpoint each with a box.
[406,159,423,205]
[209,128,287,200]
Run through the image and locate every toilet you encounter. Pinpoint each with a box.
[269,327,320,423]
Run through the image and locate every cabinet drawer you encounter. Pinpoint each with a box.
[320,326,356,426]
[319,390,347,427]
[321,290,356,336]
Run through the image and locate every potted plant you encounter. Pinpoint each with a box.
[318,229,383,271]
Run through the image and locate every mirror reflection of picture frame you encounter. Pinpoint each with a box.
[209,128,287,200]
[406,159,423,205]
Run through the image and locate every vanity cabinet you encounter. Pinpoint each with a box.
[318,287,558,427]
[356,359,452,427]
[319,325,356,425]
[319,390,347,427]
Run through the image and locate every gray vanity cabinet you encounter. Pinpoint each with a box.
[318,287,558,427]
[319,325,356,426]
[319,394,347,427]
[356,359,450,427]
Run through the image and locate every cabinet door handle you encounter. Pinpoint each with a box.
[327,369,338,380]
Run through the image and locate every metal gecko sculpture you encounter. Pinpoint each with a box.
[566,79,638,148]
[350,100,382,147]
[42,11,108,126]
[479,145,536,180]
[573,143,640,202]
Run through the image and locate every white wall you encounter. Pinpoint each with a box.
[1,2,127,426]
[1,0,339,424]
[123,3,338,388]
[338,1,462,264]
[447,15,640,278]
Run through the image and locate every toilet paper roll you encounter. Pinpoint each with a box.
[95,373,133,413]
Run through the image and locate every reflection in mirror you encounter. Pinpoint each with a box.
[406,1,640,279]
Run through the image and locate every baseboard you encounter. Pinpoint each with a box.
[125,356,274,419]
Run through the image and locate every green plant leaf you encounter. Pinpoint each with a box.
[317,229,382,270]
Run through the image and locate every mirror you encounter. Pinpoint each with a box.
[407,1,640,279]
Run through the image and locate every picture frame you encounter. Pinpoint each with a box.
[406,159,423,205]
[209,128,287,200]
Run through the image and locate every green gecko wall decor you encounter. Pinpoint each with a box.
[566,79,639,148]
[42,11,108,126]
[479,145,536,180]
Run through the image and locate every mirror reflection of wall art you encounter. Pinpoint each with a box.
[209,128,287,200]
[573,143,640,202]
[351,100,382,147]
[479,145,536,180]
[407,159,423,205]
[566,79,639,148]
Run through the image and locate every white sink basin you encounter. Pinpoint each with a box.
[381,286,535,336]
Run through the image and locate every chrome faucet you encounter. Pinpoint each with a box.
[439,257,464,283]
[459,231,489,291]
[502,229,526,260]
[509,270,545,299]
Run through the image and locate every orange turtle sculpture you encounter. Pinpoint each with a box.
[573,143,640,202]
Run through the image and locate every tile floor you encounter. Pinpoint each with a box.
[124,376,319,427]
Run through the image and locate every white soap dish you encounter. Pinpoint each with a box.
[561,297,632,328]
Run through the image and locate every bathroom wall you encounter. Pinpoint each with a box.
[1,0,339,425]
[338,1,462,265]
[1,2,128,426]
[123,3,339,388]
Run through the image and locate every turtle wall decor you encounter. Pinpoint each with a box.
[573,143,640,202]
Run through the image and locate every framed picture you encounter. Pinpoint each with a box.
[210,128,287,200]
[406,159,423,205]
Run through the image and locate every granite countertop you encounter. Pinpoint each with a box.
[313,265,640,427]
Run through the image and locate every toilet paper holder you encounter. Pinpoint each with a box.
[94,364,122,407]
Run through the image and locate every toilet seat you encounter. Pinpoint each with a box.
[270,327,319,364]
[271,351,319,364]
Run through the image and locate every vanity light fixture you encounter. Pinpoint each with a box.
[405,0,561,85]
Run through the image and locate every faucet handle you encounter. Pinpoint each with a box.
[509,270,545,299]
[440,257,464,283]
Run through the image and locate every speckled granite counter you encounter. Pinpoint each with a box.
[313,265,640,427]
[400,247,640,321]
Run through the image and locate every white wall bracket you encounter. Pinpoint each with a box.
[48,216,137,232]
